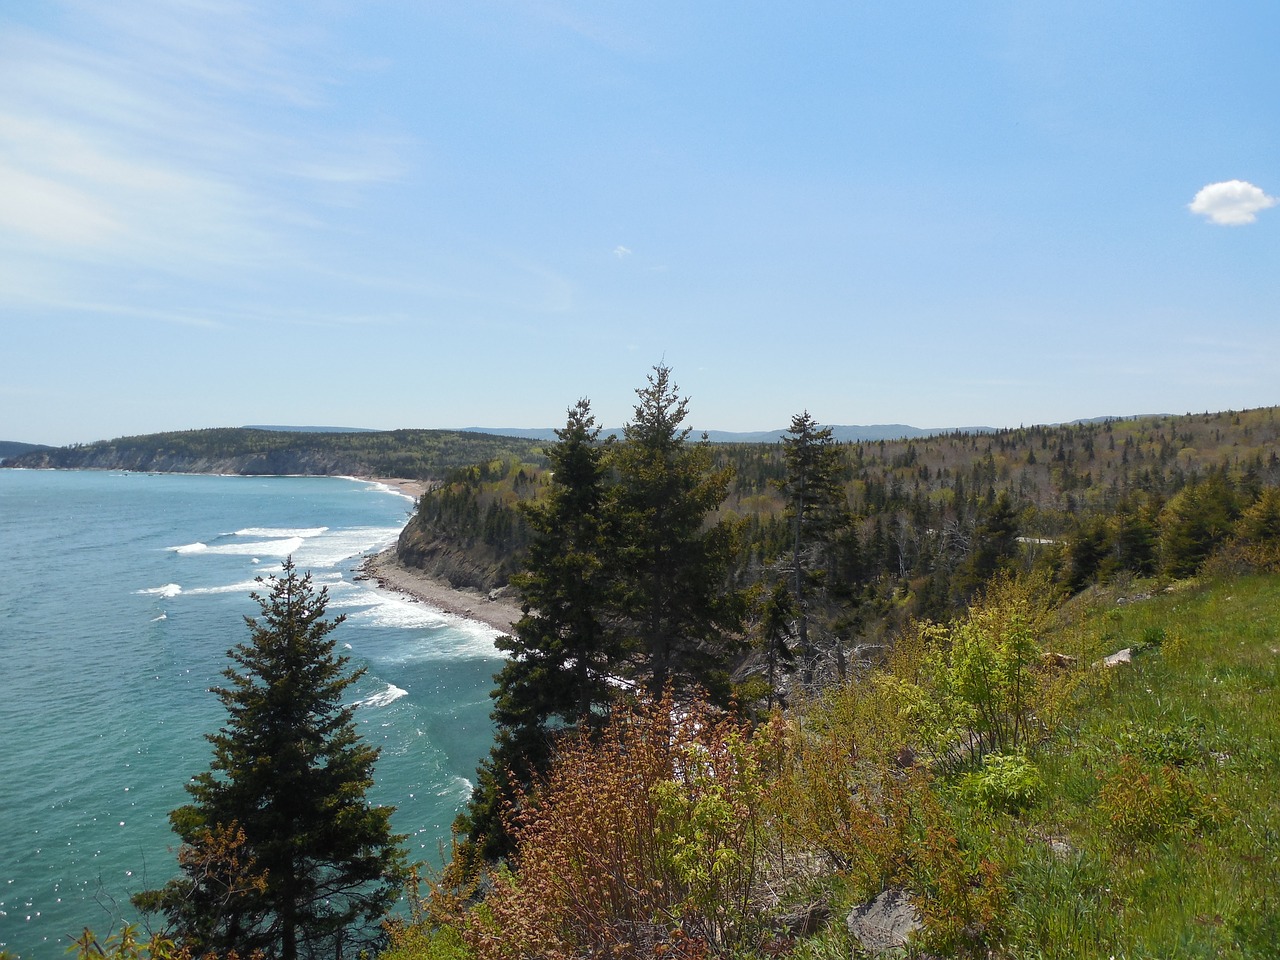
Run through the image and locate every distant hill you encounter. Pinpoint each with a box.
[0,441,52,464]
[242,424,379,433]
[1,428,545,479]
[459,423,998,443]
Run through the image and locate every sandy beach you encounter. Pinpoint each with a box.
[359,545,522,635]
[365,476,430,501]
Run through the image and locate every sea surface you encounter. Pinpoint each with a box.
[0,470,503,958]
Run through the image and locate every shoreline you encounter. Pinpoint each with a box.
[361,476,429,501]
[355,476,522,635]
[358,545,522,635]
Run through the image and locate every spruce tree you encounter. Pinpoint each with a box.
[135,559,407,960]
[779,411,847,664]
[461,400,621,859]
[953,491,1021,600]
[611,364,740,700]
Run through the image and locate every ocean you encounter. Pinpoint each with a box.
[0,470,503,958]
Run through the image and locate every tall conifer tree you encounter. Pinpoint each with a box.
[611,364,740,699]
[136,559,407,960]
[461,400,620,858]
[779,411,846,665]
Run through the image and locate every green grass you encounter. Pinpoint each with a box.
[990,574,1280,959]
[376,574,1280,960]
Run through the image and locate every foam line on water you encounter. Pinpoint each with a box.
[183,579,267,596]
[166,536,306,557]
[345,478,417,503]
[347,589,502,660]
[234,527,328,538]
[290,526,403,569]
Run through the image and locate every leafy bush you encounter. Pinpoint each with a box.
[462,696,772,960]
[959,752,1044,814]
[1097,754,1223,847]
[1117,716,1207,768]
[64,926,185,960]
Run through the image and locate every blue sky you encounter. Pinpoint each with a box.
[2,1,1277,446]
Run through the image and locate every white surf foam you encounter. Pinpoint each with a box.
[355,684,408,709]
[235,527,328,538]
[166,537,304,557]
[136,583,182,598]
[210,537,306,557]
[345,478,417,504]
[290,526,402,569]
[183,579,266,596]
[346,589,501,660]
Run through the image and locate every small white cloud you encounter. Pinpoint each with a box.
[613,245,632,259]
[1189,179,1277,226]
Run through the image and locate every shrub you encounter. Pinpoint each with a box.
[959,752,1044,814]
[1097,754,1223,847]
[462,695,771,960]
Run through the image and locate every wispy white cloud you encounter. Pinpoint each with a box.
[1188,179,1277,226]
[613,245,632,258]
[0,160,120,246]
[0,1,410,308]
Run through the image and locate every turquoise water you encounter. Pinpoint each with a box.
[0,470,502,958]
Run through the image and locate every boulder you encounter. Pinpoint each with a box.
[846,888,921,955]
[1096,647,1132,668]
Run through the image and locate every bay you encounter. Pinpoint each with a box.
[0,470,501,959]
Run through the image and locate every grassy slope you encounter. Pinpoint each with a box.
[380,574,1280,960]
[992,574,1280,959]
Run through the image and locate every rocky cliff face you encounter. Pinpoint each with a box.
[395,523,518,593]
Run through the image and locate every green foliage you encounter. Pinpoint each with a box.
[63,926,181,960]
[1097,754,1223,848]
[959,752,1044,814]
[135,559,408,960]
[779,411,848,663]
[461,697,770,960]
[459,369,746,858]
[417,571,1280,960]
[1159,474,1240,577]
[749,579,797,709]
[953,492,1022,601]
[1117,715,1208,767]
[893,575,1064,762]
[650,724,767,951]
[611,364,742,699]
[461,401,620,859]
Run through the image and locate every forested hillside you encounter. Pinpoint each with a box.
[1,427,546,479]
[391,381,1280,960]
[402,404,1280,666]
[48,387,1280,960]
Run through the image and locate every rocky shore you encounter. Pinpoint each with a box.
[359,545,522,635]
